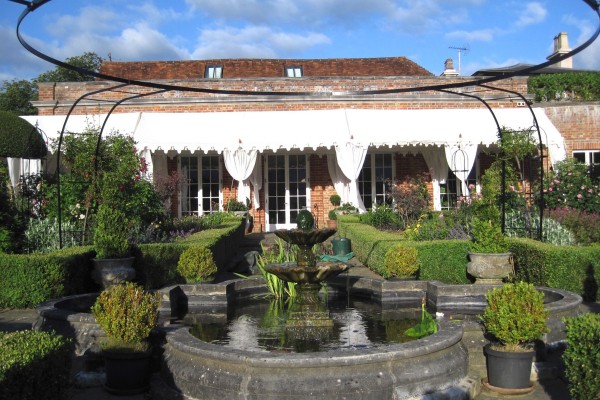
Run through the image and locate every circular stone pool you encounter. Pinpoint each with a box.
[35,278,582,400]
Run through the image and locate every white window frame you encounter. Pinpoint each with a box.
[358,153,395,210]
[205,65,223,79]
[285,66,303,78]
[179,154,222,216]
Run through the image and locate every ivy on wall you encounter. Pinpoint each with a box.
[528,72,600,102]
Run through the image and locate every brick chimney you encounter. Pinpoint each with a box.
[440,58,459,76]
[547,32,572,69]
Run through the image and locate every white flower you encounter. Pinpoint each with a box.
[79,214,85,220]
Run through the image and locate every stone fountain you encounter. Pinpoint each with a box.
[264,223,349,334]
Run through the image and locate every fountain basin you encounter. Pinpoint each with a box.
[265,261,349,284]
[159,320,467,400]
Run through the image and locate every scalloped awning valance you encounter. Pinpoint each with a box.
[21,108,566,162]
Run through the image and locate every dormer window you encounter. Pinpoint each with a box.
[205,65,223,79]
[285,66,303,78]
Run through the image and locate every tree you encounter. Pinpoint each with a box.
[0,79,38,115]
[36,52,104,83]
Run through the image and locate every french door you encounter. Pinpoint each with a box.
[265,154,309,231]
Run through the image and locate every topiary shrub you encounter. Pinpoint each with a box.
[0,330,71,400]
[177,245,217,283]
[93,204,131,259]
[91,282,160,350]
[562,313,600,400]
[384,243,419,278]
[0,111,47,158]
[481,281,548,351]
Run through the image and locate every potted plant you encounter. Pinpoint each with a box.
[466,206,513,284]
[225,197,248,217]
[91,282,161,395]
[327,194,341,229]
[480,281,549,391]
[92,203,136,289]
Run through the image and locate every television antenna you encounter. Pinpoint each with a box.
[449,45,470,75]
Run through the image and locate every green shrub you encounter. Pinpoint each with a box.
[0,111,48,158]
[414,240,471,284]
[329,194,341,207]
[91,282,160,349]
[0,330,71,400]
[177,245,218,283]
[481,281,548,351]
[469,216,509,253]
[384,244,418,278]
[25,218,83,253]
[359,204,401,230]
[93,205,131,259]
[562,313,600,400]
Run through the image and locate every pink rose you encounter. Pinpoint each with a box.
[577,194,583,199]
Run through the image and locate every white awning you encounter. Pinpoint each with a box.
[20,108,566,162]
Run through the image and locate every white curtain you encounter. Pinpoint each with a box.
[223,149,258,203]
[445,144,478,196]
[421,147,449,211]
[334,143,367,212]
[248,155,262,209]
[7,158,42,189]
[326,153,351,204]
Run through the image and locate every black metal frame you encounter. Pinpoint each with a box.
[9,0,600,247]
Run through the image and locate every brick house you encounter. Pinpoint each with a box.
[19,56,598,232]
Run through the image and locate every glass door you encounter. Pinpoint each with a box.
[265,155,309,231]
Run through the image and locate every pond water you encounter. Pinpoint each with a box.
[185,295,423,353]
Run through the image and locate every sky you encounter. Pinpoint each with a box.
[1,0,599,82]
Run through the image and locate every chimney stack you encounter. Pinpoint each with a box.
[547,32,572,69]
[440,58,459,76]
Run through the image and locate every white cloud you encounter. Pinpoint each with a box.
[191,26,330,59]
[514,2,547,29]
[446,29,495,43]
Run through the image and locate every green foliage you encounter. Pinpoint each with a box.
[252,238,297,299]
[329,194,341,206]
[225,197,247,212]
[481,282,549,351]
[91,282,160,347]
[25,218,82,253]
[36,52,104,83]
[405,299,437,338]
[528,72,600,102]
[562,313,600,400]
[328,209,337,220]
[0,330,71,400]
[0,247,94,308]
[177,245,217,283]
[504,210,576,245]
[384,243,418,278]
[543,158,600,213]
[360,203,401,230]
[470,216,509,253]
[93,205,131,259]
[0,79,38,115]
[546,208,600,244]
[0,111,47,158]
[296,209,315,230]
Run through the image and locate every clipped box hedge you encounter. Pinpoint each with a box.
[136,216,245,288]
[0,247,95,308]
[338,216,600,295]
[337,215,471,282]
[510,238,600,301]
[0,330,71,400]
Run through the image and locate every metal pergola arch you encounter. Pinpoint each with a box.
[9,0,600,247]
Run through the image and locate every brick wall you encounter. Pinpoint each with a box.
[542,104,600,156]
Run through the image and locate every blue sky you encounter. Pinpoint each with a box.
[1,0,599,82]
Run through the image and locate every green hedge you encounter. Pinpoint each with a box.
[338,216,600,294]
[0,330,71,400]
[0,247,95,308]
[337,215,471,282]
[0,218,244,307]
[563,313,600,400]
[137,217,244,288]
[510,238,600,301]
[0,111,48,158]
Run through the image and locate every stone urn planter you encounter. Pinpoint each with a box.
[92,257,136,289]
[466,252,513,284]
